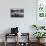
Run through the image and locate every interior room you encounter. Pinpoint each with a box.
[0,0,46,46]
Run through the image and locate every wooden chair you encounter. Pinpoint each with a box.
[4,33,18,46]
[20,33,30,46]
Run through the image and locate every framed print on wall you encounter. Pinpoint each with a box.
[11,8,24,17]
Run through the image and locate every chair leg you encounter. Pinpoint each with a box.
[4,33,7,46]
[4,41,7,46]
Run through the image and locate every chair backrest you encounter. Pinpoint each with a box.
[11,27,18,34]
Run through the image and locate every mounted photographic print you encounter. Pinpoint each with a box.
[11,8,24,17]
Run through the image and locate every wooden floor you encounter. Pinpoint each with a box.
[0,42,46,46]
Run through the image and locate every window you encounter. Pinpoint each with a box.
[37,0,46,18]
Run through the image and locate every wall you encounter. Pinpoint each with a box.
[0,0,36,42]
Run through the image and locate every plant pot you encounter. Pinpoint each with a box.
[37,39,40,43]
[40,39,45,43]
[37,39,45,44]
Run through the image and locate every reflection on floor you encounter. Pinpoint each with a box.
[0,42,46,46]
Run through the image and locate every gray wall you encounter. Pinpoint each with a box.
[0,0,36,42]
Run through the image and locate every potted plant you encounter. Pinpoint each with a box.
[40,26,45,29]
[33,32,46,43]
[32,25,39,30]
[32,24,45,30]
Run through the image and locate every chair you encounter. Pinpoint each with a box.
[4,33,18,46]
[4,27,19,46]
[18,33,30,46]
